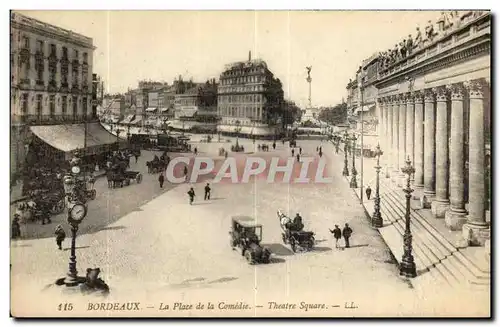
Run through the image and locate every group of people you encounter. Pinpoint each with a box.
[186,183,212,205]
[329,223,353,249]
[377,11,486,71]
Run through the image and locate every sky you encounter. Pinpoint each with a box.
[20,10,439,108]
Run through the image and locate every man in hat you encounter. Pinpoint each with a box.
[365,185,372,200]
[54,225,66,250]
[204,183,211,200]
[329,225,342,248]
[342,223,353,248]
[187,187,196,205]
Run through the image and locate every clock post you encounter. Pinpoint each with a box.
[59,150,88,287]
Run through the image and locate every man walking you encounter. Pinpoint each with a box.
[296,153,301,162]
[342,223,353,248]
[187,187,195,205]
[204,183,211,200]
[272,142,276,150]
[54,224,66,250]
[365,185,372,200]
[299,147,302,155]
[291,149,295,157]
[158,172,165,188]
[329,225,342,248]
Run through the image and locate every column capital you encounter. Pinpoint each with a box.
[432,86,449,102]
[403,92,414,104]
[446,83,466,101]
[413,91,424,104]
[464,79,487,99]
[424,89,435,103]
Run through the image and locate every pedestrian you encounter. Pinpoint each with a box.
[188,187,195,205]
[319,150,323,158]
[158,172,165,188]
[366,185,372,200]
[184,166,188,181]
[299,147,302,155]
[194,147,198,155]
[55,224,66,250]
[11,215,21,240]
[134,153,139,163]
[272,142,276,150]
[224,151,228,159]
[296,153,300,162]
[319,146,322,152]
[204,183,211,200]
[291,149,295,157]
[316,146,319,152]
[342,223,353,248]
[329,225,342,248]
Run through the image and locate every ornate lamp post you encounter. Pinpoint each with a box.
[400,156,417,278]
[350,133,358,188]
[58,150,88,287]
[372,143,384,228]
[342,131,349,176]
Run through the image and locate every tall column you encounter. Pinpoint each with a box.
[387,99,394,174]
[422,89,436,208]
[384,99,392,177]
[445,84,467,230]
[431,86,450,218]
[405,93,415,180]
[391,95,400,181]
[413,92,424,191]
[398,94,407,186]
[463,79,490,246]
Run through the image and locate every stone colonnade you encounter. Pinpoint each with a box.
[377,79,490,246]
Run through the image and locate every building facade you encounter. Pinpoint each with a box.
[352,11,491,245]
[10,11,99,177]
[217,55,284,137]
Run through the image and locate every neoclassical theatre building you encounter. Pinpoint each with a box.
[357,12,491,246]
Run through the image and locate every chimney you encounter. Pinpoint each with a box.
[248,51,251,61]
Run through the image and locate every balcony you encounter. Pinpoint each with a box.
[14,114,99,125]
[48,80,58,92]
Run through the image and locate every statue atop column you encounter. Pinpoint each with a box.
[306,66,312,80]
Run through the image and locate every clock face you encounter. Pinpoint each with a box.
[70,204,87,221]
[71,166,81,174]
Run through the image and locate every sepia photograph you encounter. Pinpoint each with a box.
[8,8,491,318]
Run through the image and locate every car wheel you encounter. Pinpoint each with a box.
[244,250,254,264]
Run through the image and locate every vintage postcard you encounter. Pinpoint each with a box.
[9,10,491,318]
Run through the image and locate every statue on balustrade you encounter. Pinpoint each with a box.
[425,20,436,42]
[399,39,407,58]
[437,11,453,31]
[414,27,422,48]
[406,34,414,55]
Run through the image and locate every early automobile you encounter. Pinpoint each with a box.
[229,216,271,264]
[278,210,315,252]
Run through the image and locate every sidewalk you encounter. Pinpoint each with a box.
[328,143,490,295]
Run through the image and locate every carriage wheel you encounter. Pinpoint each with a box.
[244,250,254,264]
[136,174,143,183]
[50,199,65,214]
[306,240,314,250]
[124,179,130,186]
[90,189,97,200]
[281,233,287,244]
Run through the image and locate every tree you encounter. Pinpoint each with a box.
[318,103,348,125]
[281,100,302,128]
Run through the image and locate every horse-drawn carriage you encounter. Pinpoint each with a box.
[229,216,271,264]
[277,210,315,252]
[106,155,142,188]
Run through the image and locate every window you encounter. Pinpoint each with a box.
[50,44,56,56]
[49,96,55,116]
[22,36,29,48]
[37,63,43,82]
[83,97,87,113]
[21,93,28,114]
[73,96,78,115]
[36,40,43,53]
[83,52,88,63]
[74,49,79,60]
[36,95,42,115]
[62,47,68,58]
[62,96,67,114]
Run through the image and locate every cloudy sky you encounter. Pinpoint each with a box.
[20,10,439,107]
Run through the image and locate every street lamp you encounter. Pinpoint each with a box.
[372,143,383,228]
[58,150,88,287]
[342,131,350,176]
[400,156,417,278]
[350,133,358,188]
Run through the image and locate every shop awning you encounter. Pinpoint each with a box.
[179,107,198,118]
[160,108,169,112]
[30,123,119,158]
[145,107,157,112]
[130,117,143,125]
